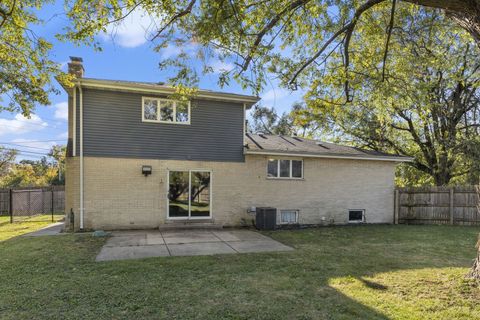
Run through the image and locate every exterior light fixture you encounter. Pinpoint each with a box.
[142,165,152,176]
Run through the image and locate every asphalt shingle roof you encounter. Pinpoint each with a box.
[245,133,410,161]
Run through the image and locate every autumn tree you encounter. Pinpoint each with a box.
[0,1,73,116]
[250,103,322,137]
[307,10,480,186]
[0,147,17,174]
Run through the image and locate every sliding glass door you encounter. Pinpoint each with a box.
[168,170,211,219]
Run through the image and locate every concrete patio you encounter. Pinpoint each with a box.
[96,229,293,261]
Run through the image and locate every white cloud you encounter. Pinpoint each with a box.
[0,114,48,136]
[261,88,290,104]
[100,8,155,48]
[54,101,68,121]
[160,42,198,59]
[211,60,234,73]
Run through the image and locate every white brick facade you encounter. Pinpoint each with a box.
[65,155,396,230]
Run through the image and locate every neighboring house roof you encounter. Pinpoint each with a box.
[61,77,260,108]
[244,133,412,162]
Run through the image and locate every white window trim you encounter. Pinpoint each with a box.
[280,209,299,225]
[267,159,304,180]
[141,96,191,125]
[348,209,365,223]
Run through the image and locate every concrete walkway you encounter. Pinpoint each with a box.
[96,229,293,261]
[23,222,64,237]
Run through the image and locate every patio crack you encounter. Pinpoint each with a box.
[211,232,239,253]
[159,231,172,256]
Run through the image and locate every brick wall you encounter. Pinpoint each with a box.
[65,155,396,230]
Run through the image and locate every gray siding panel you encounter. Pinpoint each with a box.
[75,88,244,162]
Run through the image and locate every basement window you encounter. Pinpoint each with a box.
[142,97,190,124]
[348,209,365,223]
[280,210,299,224]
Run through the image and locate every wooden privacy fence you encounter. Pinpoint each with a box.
[394,185,480,225]
[0,186,65,222]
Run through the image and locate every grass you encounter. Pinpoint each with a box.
[0,214,62,242]
[0,225,479,319]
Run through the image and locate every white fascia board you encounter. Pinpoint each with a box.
[244,150,413,163]
[75,79,260,107]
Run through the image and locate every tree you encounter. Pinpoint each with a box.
[63,1,480,98]
[249,103,321,137]
[0,145,66,188]
[48,145,66,185]
[2,1,480,118]
[0,147,17,174]
[305,10,480,186]
[0,1,73,116]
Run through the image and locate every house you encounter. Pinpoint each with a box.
[60,57,411,231]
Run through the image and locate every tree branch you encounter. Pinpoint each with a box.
[289,0,386,90]
[382,0,396,81]
[150,0,197,41]
[240,0,310,72]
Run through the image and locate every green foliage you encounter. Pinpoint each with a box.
[0,1,74,116]
[305,8,480,186]
[250,103,323,137]
[0,147,17,174]
[0,145,66,188]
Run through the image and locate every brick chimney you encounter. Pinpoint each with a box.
[68,56,84,78]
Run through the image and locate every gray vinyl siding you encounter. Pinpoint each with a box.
[75,88,245,162]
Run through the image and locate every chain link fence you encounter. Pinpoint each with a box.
[0,186,65,223]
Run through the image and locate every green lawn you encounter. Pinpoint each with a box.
[0,214,63,241]
[0,225,479,319]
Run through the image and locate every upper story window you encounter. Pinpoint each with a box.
[267,159,303,179]
[142,97,190,124]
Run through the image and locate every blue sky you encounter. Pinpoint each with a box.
[0,3,304,161]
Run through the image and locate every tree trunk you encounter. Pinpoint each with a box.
[467,235,480,279]
[467,185,480,280]
[403,0,480,46]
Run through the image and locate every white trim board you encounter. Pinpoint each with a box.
[72,78,260,107]
[245,150,413,162]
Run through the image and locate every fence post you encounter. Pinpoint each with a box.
[394,189,399,224]
[9,189,13,223]
[449,187,454,225]
[51,188,54,223]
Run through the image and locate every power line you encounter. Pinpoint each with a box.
[1,147,50,156]
[0,142,52,151]
[0,139,65,143]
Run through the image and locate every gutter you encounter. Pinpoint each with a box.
[244,149,413,163]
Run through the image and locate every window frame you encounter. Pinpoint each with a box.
[267,158,303,180]
[348,209,365,223]
[280,209,299,225]
[141,96,191,125]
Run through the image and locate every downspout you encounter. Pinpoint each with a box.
[243,103,246,146]
[79,84,84,230]
[72,88,76,156]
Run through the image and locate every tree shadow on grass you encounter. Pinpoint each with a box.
[0,225,479,319]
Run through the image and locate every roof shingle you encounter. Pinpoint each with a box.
[245,133,411,161]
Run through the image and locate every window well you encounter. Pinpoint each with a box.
[349,210,365,223]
